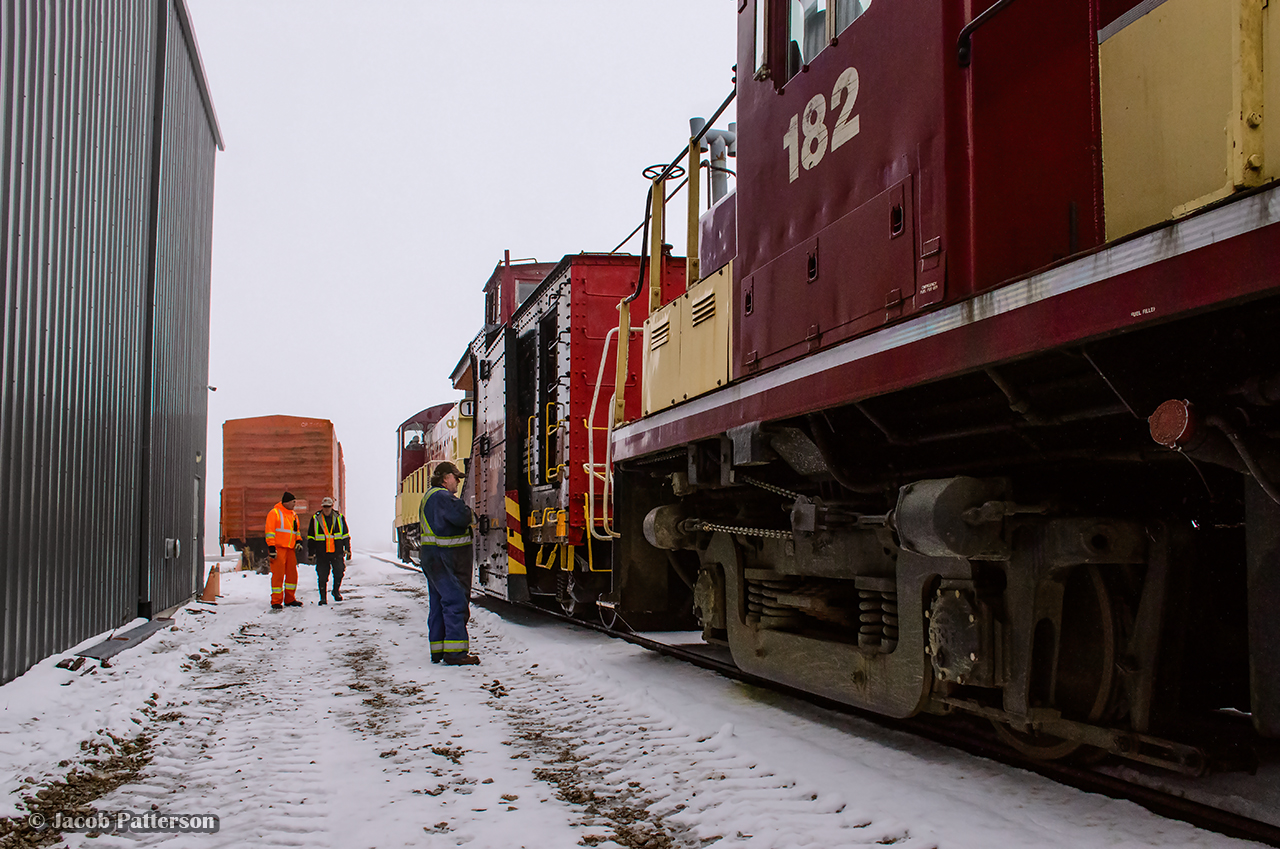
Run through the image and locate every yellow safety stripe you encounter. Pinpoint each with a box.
[309,513,350,541]
[268,507,299,543]
[420,488,470,548]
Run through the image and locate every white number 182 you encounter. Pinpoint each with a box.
[782,66,861,183]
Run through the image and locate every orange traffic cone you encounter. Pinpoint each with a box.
[199,566,221,604]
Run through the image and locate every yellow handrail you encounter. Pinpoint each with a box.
[526,415,536,485]
[545,401,565,481]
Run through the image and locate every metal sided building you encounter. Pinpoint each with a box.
[1,0,224,684]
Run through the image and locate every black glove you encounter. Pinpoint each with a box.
[294,542,305,557]
[267,546,276,558]
[345,549,352,561]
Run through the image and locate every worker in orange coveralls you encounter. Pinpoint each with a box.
[266,491,304,610]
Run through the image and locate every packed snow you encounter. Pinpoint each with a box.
[0,554,1265,848]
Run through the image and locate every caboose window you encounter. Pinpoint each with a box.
[833,0,872,34]
[788,0,828,79]
[485,288,498,326]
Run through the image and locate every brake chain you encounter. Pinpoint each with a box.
[741,475,803,501]
[689,521,793,540]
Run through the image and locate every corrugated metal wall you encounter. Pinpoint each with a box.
[1,0,221,683]
[141,0,217,616]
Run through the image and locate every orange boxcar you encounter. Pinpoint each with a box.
[219,415,346,568]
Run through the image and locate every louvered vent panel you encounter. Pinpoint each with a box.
[650,318,671,350]
[691,291,716,327]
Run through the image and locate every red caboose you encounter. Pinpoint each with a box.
[470,253,685,619]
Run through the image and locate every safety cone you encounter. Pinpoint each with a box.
[199,566,221,604]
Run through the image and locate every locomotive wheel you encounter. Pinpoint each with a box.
[991,565,1119,761]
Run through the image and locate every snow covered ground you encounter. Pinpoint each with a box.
[0,555,1266,848]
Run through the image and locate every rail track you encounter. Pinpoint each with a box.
[370,552,1280,846]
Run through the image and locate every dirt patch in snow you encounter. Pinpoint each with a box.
[504,709,690,849]
[0,730,153,848]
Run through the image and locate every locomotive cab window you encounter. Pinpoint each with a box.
[833,0,872,34]
[754,0,768,78]
[788,0,828,79]
[784,0,875,80]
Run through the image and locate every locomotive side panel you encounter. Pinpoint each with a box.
[964,0,1103,288]
[735,0,945,378]
[734,0,1107,379]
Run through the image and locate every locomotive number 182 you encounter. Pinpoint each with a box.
[782,67,861,183]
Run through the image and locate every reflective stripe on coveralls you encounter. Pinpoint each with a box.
[266,506,300,546]
[419,487,471,547]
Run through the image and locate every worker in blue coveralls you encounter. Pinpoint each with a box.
[419,460,479,665]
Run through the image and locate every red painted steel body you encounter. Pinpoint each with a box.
[561,255,686,543]
[731,0,1101,379]
[616,0,1280,460]
[506,254,684,544]
[219,415,346,551]
[617,206,1280,459]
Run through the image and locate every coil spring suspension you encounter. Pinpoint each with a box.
[746,578,805,630]
[858,588,899,653]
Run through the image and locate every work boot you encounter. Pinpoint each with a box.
[285,600,303,607]
[443,654,480,666]
[431,654,443,664]
[332,589,343,601]
[319,595,327,606]
[271,604,283,611]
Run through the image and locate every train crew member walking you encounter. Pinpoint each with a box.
[419,461,479,665]
[266,492,304,610]
[308,496,351,605]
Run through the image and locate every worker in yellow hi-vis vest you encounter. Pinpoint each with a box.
[307,496,351,605]
[419,461,478,665]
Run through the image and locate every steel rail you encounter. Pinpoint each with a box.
[472,593,1280,848]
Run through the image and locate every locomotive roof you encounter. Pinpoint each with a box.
[397,403,456,433]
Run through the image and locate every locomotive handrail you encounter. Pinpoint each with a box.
[526,415,536,485]
[545,401,565,481]
[618,87,737,300]
[609,178,693,254]
[957,0,1022,67]
[586,325,624,540]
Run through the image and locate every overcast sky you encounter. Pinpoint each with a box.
[186,1,738,553]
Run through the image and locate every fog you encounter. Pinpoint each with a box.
[187,0,738,552]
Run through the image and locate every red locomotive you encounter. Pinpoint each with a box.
[430,0,1280,775]
[601,0,1280,773]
